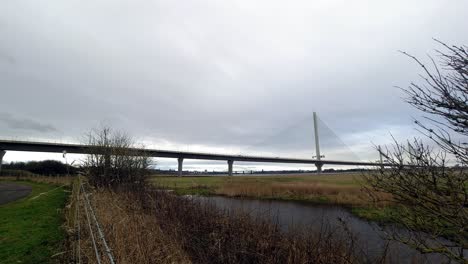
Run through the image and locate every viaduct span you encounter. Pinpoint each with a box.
[0,139,388,176]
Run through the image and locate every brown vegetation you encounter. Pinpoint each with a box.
[216,181,392,206]
[83,127,151,187]
[74,188,190,263]
[67,181,382,264]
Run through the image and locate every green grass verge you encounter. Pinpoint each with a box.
[351,206,400,223]
[0,181,69,264]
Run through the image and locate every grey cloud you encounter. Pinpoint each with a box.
[0,112,57,133]
[0,0,467,166]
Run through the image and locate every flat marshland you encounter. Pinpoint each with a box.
[152,173,390,202]
[151,173,396,222]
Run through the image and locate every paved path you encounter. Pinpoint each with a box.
[0,183,32,205]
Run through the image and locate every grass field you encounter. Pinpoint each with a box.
[0,181,69,264]
[152,172,362,187]
[151,173,372,204]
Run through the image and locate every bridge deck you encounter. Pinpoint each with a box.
[0,139,386,167]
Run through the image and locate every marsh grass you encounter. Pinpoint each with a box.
[66,182,388,264]
[78,189,190,263]
[216,181,392,206]
[151,174,391,207]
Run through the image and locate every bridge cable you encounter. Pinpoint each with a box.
[316,116,363,162]
[242,114,314,158]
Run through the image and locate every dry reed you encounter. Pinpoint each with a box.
[66,184,190,263]
[216,181,392,206]
[65,183,383,264]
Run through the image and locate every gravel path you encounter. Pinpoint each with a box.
[0,183,32,205]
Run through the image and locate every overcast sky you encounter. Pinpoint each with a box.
[1,0,467,171]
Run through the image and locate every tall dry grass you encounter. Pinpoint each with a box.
[65,182,190,264]
[87,190,190,263]
[216,181,392,206]
[65,183,387,264]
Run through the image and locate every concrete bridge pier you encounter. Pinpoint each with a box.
[315,163,323,174]
[0,150,5,175]
[228,160,233,176]
[177,157,183,177]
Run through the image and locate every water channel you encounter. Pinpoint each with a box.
[189,195,459,263]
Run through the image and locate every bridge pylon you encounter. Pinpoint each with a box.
[313,112,323,174]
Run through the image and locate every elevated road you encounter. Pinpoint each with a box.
[0,139,387,176]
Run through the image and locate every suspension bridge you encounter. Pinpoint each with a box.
[0,113,390,176]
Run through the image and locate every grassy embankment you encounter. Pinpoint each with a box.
[0,179,69,264]
[151,173,396,222]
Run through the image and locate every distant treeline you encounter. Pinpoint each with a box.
[2,160,78,176]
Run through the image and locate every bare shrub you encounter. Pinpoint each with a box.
[365,40,468,262]
[365,141,467,261]
[83,127,151,187]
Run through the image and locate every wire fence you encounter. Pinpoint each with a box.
[73,177,115,264]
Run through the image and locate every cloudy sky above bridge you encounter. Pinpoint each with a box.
[1,0,467,170]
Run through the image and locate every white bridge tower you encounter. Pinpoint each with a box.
[313,112,323,173]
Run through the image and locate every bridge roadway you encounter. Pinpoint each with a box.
[0,139,387,176]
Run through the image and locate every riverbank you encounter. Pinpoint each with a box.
[64,178,453,263]
[72,185,379,263]
[151,174,397,223]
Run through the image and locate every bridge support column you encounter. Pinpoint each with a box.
[177,157,183,177]
[315,163,323,174]
[0,150,5,175]
[227,160,233,176]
